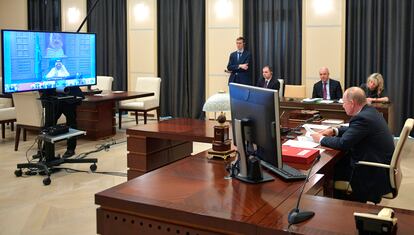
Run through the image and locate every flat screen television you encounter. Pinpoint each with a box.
[1,29,96,93]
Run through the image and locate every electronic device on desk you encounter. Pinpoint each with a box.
[354,208,397,234]
[83,88,102,95]
[42,124,69,136]
[229,83,306,182]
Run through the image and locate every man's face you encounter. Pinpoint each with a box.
[342,93,355,116]
[55,61,62,70]
[236,40,244,51]
[262,67,272,80]
[319,69,329,82]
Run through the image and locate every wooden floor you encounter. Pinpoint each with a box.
[0,117,412,235]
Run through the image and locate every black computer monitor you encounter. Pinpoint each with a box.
[229,83,282,168]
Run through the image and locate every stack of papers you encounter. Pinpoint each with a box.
[322,119,344,125]
[302,98,323,103]
[319,100,334,104]
[283,139,319,148]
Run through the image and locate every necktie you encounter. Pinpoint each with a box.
[323,82,327,99]
[237,52,242,61]
[264,80,269,88]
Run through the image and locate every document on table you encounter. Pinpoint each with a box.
[283,139,319,149]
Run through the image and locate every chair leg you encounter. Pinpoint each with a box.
[135,111,138,124]
[144,111,147,124]
[11,122,14,131]
[15,125,21,151]
[1,123,5,139]
[23,128,27,141]
[118,110,122,129]
[156,108,160,122]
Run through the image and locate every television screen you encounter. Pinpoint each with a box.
[1,30,96,93]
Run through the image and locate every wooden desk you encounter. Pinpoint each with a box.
[280,98,394,132]
[95,152,414,234]
[126,118,221,180]
[76,91,153,140]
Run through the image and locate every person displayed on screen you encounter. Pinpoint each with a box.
[312,67,343,100]
[46,60,70,79]
[256,65,280,90]
[311,87,394,203]
[360,73,389,103]
[45,33,66,58]
[226,37,252,85]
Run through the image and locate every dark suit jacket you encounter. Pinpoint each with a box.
[321,105,394,203]
[226,50,252,85]
[312,79,343,100]
[256,77,280,90]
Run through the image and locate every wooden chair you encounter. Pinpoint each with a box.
[118,77,161,129]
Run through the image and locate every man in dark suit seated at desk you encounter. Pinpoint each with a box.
[256,65,280,90]
[312,67,343,100]
[311,87,394,203]
[226,37,252,85]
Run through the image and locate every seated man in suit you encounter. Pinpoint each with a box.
[311,87,394,203]
[312,67,343,100]
[226,37,252,85]
[256,65,280,90]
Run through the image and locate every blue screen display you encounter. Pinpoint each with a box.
[1,30,96,93]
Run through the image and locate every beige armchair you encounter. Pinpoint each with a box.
[0,107,16,139]
[118,77,161,128]
[93,76,114,91]
[334,118,414,200]
[284,85,306,99]
[12,91,65,151]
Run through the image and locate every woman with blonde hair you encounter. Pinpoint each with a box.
[360,73,389,103]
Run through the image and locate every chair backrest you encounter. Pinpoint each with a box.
[134,77,161,102]
[0,77,13,108]
[278,79,284,98]
[12,91,44,127]
[284,85,306,98]
[387,118,414,198]
[95,76,114,91]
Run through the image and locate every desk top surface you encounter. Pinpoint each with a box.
[83,91,154,102]
[96,151,414,234]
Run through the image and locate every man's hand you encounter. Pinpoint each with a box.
[320,128,335,136]
[239,63,248,70]
[311,132,323,143]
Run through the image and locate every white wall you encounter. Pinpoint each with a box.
[302,0,346,97]
[61,0,87,32]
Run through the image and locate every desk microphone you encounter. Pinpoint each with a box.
[291,114,322,135]
[287,155,321,225]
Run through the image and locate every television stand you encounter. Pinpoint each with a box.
[14,94,98,186]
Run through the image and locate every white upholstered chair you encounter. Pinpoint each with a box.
[334,118,414,201]
[0,77,16,138]
[93,76,114,91]
[278,79,284,98]
[118,77,161,129]
[284,85,306,99]
[12,91,65,151]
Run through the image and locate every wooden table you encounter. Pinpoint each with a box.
[280,98,394,132]
[95,151,414,234]
[76,91,153,140]
[126,118,222,179]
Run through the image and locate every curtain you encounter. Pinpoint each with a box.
[243,0,302,85]
[87,0,127,91]
[28,0,61,31]
[157,0,205,118]
[346,0,414,135]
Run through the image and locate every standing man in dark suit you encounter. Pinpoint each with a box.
[311,87,394,203]
[312,67,343,100]
[226,37,252,85]
[256,65,280,90]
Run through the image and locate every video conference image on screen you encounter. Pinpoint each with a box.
[2,30,96,93]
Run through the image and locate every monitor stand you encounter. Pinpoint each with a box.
[232,119,274,184]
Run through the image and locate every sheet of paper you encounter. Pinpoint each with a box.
[283,139,320,148]
[302,124,331,130]
[319,100,334,104]
[302,98,322,102]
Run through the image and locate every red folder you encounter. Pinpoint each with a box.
[282,145,319,164]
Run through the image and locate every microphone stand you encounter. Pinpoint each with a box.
[287,155,321,225]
